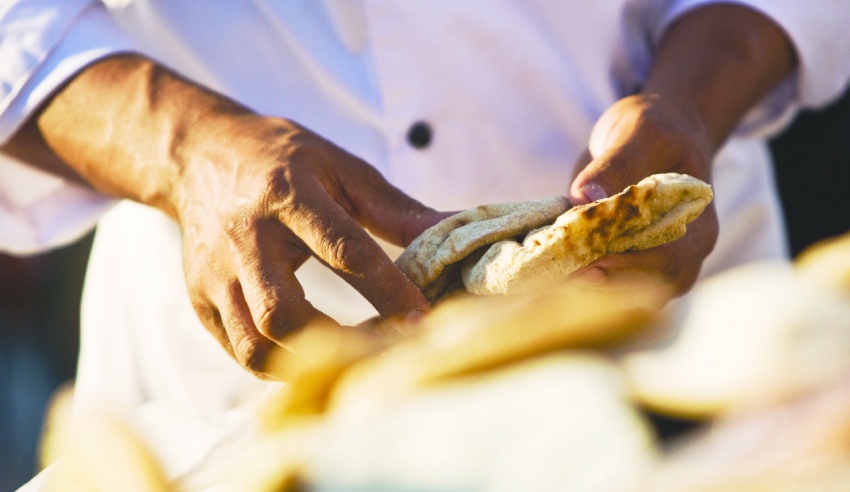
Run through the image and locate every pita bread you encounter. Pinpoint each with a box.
[395,196,570,301]
[372,284,663,386]
[623,261,850,419]
[463,173,712,295]
[795,231,850,294]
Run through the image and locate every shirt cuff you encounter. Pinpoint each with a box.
[0,2,142,254]
[0,1,143,142]
[0,153,114,255]
[653,0,850,137]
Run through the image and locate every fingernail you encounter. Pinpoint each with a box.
[579,183,608,203]
[405,310,426,325]
[383,310,426,338]
[572,266,607,287]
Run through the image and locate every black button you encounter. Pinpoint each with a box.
[407,121,432,149]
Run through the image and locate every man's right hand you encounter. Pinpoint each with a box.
[173,115,448,377]
[3,55,448,378]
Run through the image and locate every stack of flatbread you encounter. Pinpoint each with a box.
[43,225,850,492]
[396,173,713,300]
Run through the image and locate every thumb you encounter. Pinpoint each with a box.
[568,149,656,206]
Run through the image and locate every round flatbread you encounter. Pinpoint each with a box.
[463,173,712,295]
[795,231,850,294]
[395,196,570,302]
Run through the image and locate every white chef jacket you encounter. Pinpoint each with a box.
[3,0,850,483]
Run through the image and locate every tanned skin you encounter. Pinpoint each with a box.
[569,5,796,293]
[2,5,795,376]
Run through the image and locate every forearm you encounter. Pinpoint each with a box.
[644,4,797,151]
[2,52,440,372]
[569,6,794,293]
[8,54,258,219]
[2,117,88,185]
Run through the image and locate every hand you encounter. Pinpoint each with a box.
[13,55,450,379]
[568,94,719,295]
[171,116,448,377]
[565,4,795,296]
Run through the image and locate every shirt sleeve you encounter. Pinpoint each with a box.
[653,0,850,138]
[0,1,142,255]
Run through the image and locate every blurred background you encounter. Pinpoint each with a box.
[771,87,850,257]
[0,232,93,491]
[1,87,849,491]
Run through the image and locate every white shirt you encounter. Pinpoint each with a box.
[3,0,850,254]
[3,0,850,484]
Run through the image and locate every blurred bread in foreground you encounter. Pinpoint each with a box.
[624,234,850,418]
[182,354,661,492]
[796,231,850,294]
[326,284,666,422]
[40,228,850,491]
[38,387,170,492]
[179,284,666,492]
[653,372,850,492]
[306,354,659,492]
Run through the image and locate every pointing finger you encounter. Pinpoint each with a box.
[275,175,432,318]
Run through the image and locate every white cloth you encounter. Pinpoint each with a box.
[3,0,850,486]
[0,2,138,254]
[3,0,850,252]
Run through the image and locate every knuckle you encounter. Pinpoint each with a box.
[672,269,699,297]
[254,301,283,339]
[261,167,294,204]
[251,167,300,219]
[189,294,218,326]
[223,212,255,247]
[239,281,287,338]
[233,334,269,374]
[185,279,209,307]
[404,195,431,217]
[324,234,371,274]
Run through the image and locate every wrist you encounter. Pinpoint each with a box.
[637,92,716,160]
[33,54,275,222]
[642,5,796,151]
[590,93,715,179]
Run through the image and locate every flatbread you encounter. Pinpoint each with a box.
[397,173,711,299]
[462,173,712,295]
[795,231,850,294]
[395,196,570,302]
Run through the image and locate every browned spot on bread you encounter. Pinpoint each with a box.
[462,173,713,295]
[398,174,712,298]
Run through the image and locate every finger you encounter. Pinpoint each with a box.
[570,118,712,207]
[185,263,241,359]
[330,156,452,246]
[571,249,685,293]
[215,279,277,378]
[276,176,432,317]
[227,217,338,344]
[190,297,236,360]
[569,145,661,206]
[570,208,718,295]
